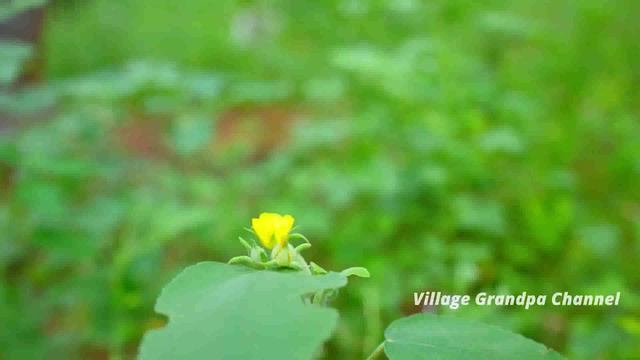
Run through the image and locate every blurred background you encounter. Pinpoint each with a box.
[1,0,639,359]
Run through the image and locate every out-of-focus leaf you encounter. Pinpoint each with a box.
[480,127,525,154]
[0,88,56,114]
[227,80,293,103]
[171,114,214,156]
[0,0,46,23]
[0,41,32,86]
[578,224,620,258]
[453,195,505,236]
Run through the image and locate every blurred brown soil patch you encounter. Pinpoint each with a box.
[114,105,302,161]
[214,104,302,161]
[114,116,169,159]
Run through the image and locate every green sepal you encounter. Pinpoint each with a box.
[289,233,310,244]
[238,237,252,252]
[228,256,263,269]
[295,243,312,253]
[310,262,328,275]
[340,267,370,278]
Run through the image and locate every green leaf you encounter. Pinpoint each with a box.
[0,0,47,23]
[384,314,565,360]
[139,262,347,360]
[171,114,214,156]
[0,41,32,86]
[340,267,370,278]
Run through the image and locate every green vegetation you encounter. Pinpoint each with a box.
[138,262,347,360]
[1,0,639,358]
[138,259,563,360]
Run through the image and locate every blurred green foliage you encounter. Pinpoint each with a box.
[0,0,46,23]
[2,0,640,359]
[0,41,31,87]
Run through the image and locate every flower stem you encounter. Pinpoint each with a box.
[365,341,385,360]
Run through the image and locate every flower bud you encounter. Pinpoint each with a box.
[272,243,294,267]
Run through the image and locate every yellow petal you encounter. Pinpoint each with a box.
[252,215,275,248]
[274,214,295,246]
[251,213,295,249]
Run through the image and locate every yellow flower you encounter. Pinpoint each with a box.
[251,212,295,249]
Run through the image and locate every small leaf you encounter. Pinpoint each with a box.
[309,262,327,275]
[139,262,347,360]
[238,237,252,251]
[295,243,312,253]
[227,256,258,268]
[384,313,565,360]
[341,267,370,278]
[289,233,311,243]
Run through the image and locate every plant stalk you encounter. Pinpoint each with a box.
[365,341,385,360]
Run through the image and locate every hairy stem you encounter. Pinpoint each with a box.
[365,341,385,360]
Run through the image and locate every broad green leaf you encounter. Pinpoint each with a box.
[139,262,346,360]
[384,314,565,360]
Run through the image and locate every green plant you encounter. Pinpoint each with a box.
[138,213,564,359]
[3,1,640,358]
